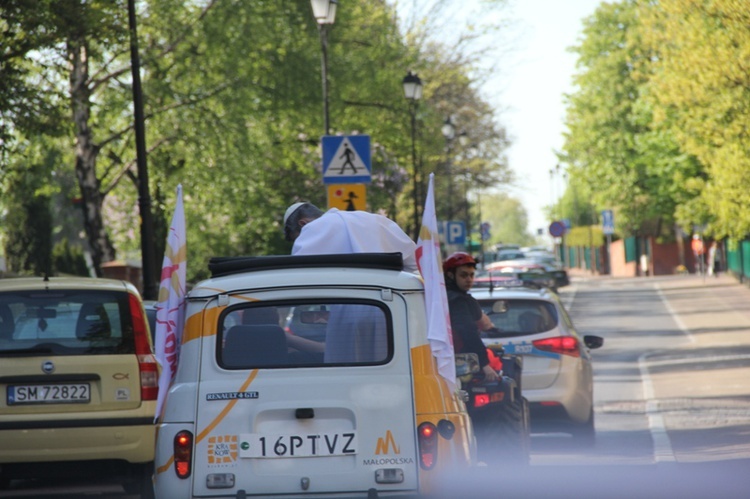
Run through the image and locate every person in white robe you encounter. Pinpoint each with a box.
[283,202,418,272]
[282,202,417,362]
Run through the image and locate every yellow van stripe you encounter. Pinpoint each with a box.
[155,369,259,475]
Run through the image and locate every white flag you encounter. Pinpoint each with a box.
[154,184,187,421]
[416,173,456,391]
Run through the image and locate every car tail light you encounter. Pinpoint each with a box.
[472,392,504,408]
[174,430,193,478]
[533,336,580,357]
[130,294,159,400]
[417,422,438,470]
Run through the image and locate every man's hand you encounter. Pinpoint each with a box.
[482,364,499,382]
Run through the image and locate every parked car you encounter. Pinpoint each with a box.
[494,249,527,262]
[154,253,476,498]
[0,277,157,496]
[470,282,603,444]
[474,268,557,291]
[523,251,570,289]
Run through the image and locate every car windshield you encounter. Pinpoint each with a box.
[218,300,392,369]
[479,298,559,336]
[0,291,133,355]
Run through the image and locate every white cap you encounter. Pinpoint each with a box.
[283,202,306,226]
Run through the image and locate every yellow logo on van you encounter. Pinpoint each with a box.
[375,430,400,455]
[208,435,238,464]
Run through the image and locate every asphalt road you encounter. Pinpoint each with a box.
[4,273,750,498]
[436,272,750,498]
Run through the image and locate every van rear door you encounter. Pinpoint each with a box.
[191,287,420,497]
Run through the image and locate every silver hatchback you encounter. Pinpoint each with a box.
[470,283,603,444]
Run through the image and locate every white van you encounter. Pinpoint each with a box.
[153,253,475,498]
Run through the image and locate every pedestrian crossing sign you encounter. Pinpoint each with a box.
[322,135,371,184]
[327,184,367,211]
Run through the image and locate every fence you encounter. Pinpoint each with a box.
[725,239,750,281]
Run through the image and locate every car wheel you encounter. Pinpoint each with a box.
[123,462,154,499]
[472,391,531,466]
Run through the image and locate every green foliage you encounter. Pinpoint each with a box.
[5,191,53,276]
[639,0,750,239]
[52,239,89,276]
[2,0,515,284]
[479,192,535,247]
[561,0,750,242]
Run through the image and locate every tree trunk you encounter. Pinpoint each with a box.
[68,36,116,276]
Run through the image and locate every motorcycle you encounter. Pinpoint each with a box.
[456,347,531,465]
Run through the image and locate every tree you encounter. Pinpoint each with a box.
[560,0,704,241]
[479,192,535,247]
[639,0,750,239]
[2,0,516,284]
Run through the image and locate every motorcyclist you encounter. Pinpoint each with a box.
[443,252,500,381]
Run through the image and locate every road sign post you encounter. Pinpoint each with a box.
[322,135,371,184]
[327,184,367,211]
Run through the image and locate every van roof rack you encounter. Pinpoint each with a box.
[208,252,404,278]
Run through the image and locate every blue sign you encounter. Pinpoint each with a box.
[322,135,371,184]
[441,221,466,245]
[549,221,565,237]
[601,209,614,235]
[480,222,491,241]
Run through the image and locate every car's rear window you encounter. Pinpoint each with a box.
[0,290,133,355]
[218,300,392,369]
[480,298,558,336]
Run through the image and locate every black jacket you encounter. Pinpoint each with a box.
[446,279,490,368]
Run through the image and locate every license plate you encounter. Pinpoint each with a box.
[239,432,357,458]
[7,383,91,405]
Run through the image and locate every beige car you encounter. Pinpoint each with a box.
[471,284,603,445]
[0,277,157,496]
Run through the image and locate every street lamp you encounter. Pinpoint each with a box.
[127,0,157,300]
[403,70,423,240]
[441,116,456,220]
[310,0,337,135]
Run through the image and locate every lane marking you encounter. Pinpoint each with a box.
[654,283,695,344]
[639,351,675,463]
[639,282,688,462]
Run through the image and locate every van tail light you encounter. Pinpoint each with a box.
[533,336,580,357]
[174,430,194,479]
[417,422,438,470]
[130,294,159,400]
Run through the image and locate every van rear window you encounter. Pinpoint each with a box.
[0,291,133,355]
[218,301,392,369]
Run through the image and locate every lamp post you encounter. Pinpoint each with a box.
[403,70,423,240]
[310,0,337,135]
[127,0,157,300]
[441,116,455,221]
